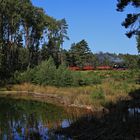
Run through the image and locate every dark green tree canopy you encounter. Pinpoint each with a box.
[0,0,69,81]
[69,40,93,67]
[136,35,140,53]
[117,0,140,38]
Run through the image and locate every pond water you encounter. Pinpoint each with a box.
[128,107,140,116]
[0,97,87,140]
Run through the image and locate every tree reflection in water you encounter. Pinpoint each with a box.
[0,97,87,140]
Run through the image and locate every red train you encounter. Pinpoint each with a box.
[68,65,127,71]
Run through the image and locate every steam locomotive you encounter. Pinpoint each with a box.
[69,64,127,71]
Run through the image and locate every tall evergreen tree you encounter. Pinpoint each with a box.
[69,40,93,67]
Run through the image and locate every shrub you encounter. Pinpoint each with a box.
[14,68,36,83]
[55,65,73,87]
[75,73,102,86]
[34,57,56,85]
[13,58,103,87]
[72,72,82,86]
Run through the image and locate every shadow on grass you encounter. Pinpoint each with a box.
[55,89,140,140]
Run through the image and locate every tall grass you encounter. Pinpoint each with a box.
[9,79,140,108]
[7,68,140,109]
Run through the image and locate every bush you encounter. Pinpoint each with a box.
[55,65,73,87]
[34,57,56,85]
[13,58,103,87]
[73,72,102,86]
[71,72,82,86]
[13,68,36,83]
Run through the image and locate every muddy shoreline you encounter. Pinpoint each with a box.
[0,91,97,111]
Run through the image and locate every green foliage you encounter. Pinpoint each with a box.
[34,57,56,85]
[69,40,93,67]
[14,68,36,84]
[55,65,73,87]
[119,53,139,69]
[117,0,140,38]
[71,72,82,86]
[0,0,69,82]
[14,58,103,87]
[76,73,102,86]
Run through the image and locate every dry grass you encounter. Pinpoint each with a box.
[8,80,140,110]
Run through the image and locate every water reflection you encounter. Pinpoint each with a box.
[128,108,140,117]
[0,97,82,140]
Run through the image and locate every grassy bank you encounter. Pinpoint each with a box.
[1,70,140,111]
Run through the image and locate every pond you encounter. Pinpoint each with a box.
[0,97,88,140]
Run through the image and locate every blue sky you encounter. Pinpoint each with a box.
[32,0,138,54]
